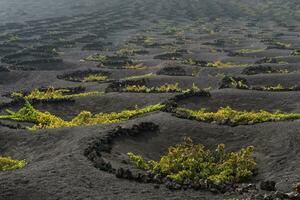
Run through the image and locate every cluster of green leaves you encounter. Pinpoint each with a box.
[176,106,300,125]
[122,83,200,93]
[8,35,20,42]
[128,137,256,184]
[124,73,155,80]
[82,74,108,82]
[208,61,249,68]
[11,87,102,101]
[235,48,265,54]
[227,77,249,89]
[262,84,292,91]
[124,64,146,69]
[165,26,179,34]
[181,58,199,66]
[143,37,156,46]
[0,156,26,171]
[226,78,298,91]
[116,48,143,56]
[273,41,292,49]
[0,101,164,130]
[290,49,300,56]
[85,54,107,62]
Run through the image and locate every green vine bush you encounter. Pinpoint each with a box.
[82,74,108,82]
[220,76,299,91]
[11,87,102,101]
[128,137,256,184]
[84,54,107,62]
[290,49,300,56]
[0,101,164,130]
[176,107,300,125]
[122,83,200,93]
[0,156,27,171]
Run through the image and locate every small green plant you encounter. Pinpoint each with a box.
[116,47,144,56]
[192,67,202,77]
[82,74,108,82]
[182,58,198,65]
[290,50,300,56]
[262,84,298,91]
[176,107,300,125]
[0,101,164,130]
[207,60,233,68]
[0,156,27,171]
[128,137,256,184]
[8,35,20,42]
[235,48,265,54]
[11,92,24,98]
[273,41,292,49]
[124,73,155,80]
[124,64,146,69]
[122,83,200,93]
[85,54,107,62]
[165,26,178,34]
[228,77,249,89]
[207,61,249,68]
[144,37,156,46]
[13,87,103,101]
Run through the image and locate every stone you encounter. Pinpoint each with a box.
[260,180,276,191]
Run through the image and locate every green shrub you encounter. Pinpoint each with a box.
[85,54,107,62]
[124,73,155,80]
[128,137,256,184]
[0,101,164,130]
[12,87,103,101]
[290,50,300,56]
[82,74,108,82]
[262,84,286,91]
[116,48,144,56]
[124,64,146,69]
[207,61,249,68]
[176,106,300,125]
[0,156,26,171]
[227,77,249,89]
[235,49,264,54]
[122,83,200,93]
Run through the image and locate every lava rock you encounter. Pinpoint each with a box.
[260,180,276,191]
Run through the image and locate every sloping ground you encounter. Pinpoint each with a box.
[0,0,300,199]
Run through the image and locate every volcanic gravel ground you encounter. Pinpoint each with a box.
[0,0,300,199]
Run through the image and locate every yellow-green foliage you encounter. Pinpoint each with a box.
[207,61,249,68]
[122,83,200,93]
[14,87,102,101]
[182,58,198,65]
[85,54,107,62]
[124,64,146,69]
[82,74,108,82]
[290,50,300,56]
[8,36,20,42]
[262,84,297,91]
[228,77,249,89]
[176,106,300,124]
[274,41,291,49]
[0,156,26,171]
[11,92,23,98]
[165,26,178,34]
[124,73,155,80]
[0,101,164,130]
[128,137,256,184]
[143,37,156,46]
[116,48,142,56]
[207,60,233,68]
[235,49,264,54]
